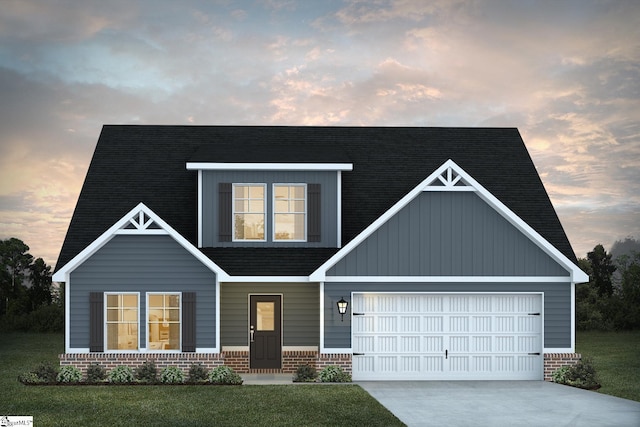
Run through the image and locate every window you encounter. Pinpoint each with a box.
[273,184,306,241]
[148,293,181,351]
[106,293,139,351]
[233,184,266,241]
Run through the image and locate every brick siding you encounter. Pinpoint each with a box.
[544,353,582,381]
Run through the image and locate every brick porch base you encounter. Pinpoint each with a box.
[60,351,578,380]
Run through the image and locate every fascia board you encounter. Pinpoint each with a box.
[53,202,230,282]
[310,159,588,284]
[186,162,353,171]
[450,162,589,284]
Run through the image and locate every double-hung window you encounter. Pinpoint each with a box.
[105,293,139,351]
[273,184,306,241]
[147,293,181,351]
[233,184,266,241]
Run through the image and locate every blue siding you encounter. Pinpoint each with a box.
[328,192,569,277]
[323,282,571,349]
[201,170,338,247]
[69,235,217,349]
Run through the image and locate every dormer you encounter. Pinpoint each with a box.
[186,144,353,248]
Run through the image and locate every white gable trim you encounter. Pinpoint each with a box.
[53,203,230,282]
[310,159,588,284]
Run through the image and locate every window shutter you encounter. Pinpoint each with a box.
[308,184,321,242]
[182,292,196,352]
[219,183,232,242]
[89,292,104,352]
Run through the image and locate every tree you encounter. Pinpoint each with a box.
[0,238,33,315]
[28,257,53,311]
[587,244,616,297]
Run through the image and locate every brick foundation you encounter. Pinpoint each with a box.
[544,353,582,382]
[60,351,352,376]
[61,351,571,380]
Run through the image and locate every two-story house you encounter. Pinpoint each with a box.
[53,126,588,381]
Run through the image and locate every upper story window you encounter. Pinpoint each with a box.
[233,184,266,241]
[274,184,306,241]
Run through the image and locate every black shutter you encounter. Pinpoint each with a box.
[182,292,196,352]
[219,183,232,242]
[89,292,104,352]
[308,184,321,242]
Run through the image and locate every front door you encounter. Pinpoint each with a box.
[249,295,282,369]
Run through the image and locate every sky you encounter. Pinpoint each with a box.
[0,0,639,269]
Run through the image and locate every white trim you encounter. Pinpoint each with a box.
[324,276,571,283]
[272,183,307,242]
[319,281,325,352]
[224,346,249,352]
[544,348,575,353]
[64,273,71,353]
[232,183,267,243]
[224,276,311,283]
[104,292,140,353]
[337,171,342,248]
[310,159,588,284]
[146,292,182,352]
[321,348,353,354]
[215,276,221,354]
[186,162,353,171]
[195,348,218,353]
[198,169,202,248]
[53,203,230,282]
[570,283,576,352]
[115,229,169,235]
[66,348,91,353]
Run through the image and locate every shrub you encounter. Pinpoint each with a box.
[135,360,158,383]
[552,357,600,389]
[208,366,243,385]
[86,363,107,382]
[318,365,351,383]
[188,363,209,383]
[293,364,317,382]
[160,366,185,384]
[18,372,43,384]
[108,366,135,384]
[57,365,82,383]
[33,361,59,382]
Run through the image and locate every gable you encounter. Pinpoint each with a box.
[327,191,569,277]
[53,203,228,282]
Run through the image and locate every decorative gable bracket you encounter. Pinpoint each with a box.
[120,209,166,234]
[424,165,474,191]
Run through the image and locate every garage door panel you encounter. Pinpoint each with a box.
[352,293,543,381]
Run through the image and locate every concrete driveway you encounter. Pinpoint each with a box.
[358,381,640,427]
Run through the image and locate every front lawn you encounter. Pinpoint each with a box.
[0,333,404,426]
[576,330,640,402]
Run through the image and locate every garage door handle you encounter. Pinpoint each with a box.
[445,350,448,359]
[528,313,541,316]
[353,353,365,356]
[528,353,541,355]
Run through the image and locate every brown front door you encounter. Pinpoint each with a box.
[249,295,282,369]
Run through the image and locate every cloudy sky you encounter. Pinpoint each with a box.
[1,0,639,268]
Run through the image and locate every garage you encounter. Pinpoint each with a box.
[352,293,543,381]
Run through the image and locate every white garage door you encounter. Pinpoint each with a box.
[352,293,543,381]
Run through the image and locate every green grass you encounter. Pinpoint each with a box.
[0,333,404,426]
[576,330,640,402]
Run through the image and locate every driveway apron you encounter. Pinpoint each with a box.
[358,381,640,427]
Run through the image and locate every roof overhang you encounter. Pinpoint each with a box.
[310,159,589,284]
[186,162,353,171]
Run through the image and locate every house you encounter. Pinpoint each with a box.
[53,126,589,381]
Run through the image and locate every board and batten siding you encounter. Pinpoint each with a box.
[201,170,338,247]
[220,283,319,347]
[323,282,571,349]
[328,192,569,277]
[69,235,217,349]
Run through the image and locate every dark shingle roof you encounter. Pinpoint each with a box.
[55,125,578,274]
